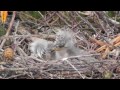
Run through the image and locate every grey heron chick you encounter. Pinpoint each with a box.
[55,30,76,48]
[29,38,54,60]
[54,30,81,59]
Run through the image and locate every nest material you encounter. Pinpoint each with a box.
[0,11,120,79]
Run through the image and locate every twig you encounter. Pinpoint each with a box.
[0,11,16,49]
[62,54,100,60]
[13,20,20,50]
[56,12,71,27]
[5,73,28,79]
[0,67,38,71]
[38,11,44,18]
[62,58,86,79]
[27,56,46,63]
[1,34,56,40]
[17,46,28,57]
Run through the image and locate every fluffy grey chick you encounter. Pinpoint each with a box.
[54,31,98,64]
[55,30,76,48]
[29,38,55,60]
[53,30,99,63]
[54,30,81,59]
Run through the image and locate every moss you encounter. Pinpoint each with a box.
[28,11,42,19]
[0,25,6,36]
[107,11,116,17]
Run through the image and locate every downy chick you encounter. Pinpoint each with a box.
[47,29,98,63]
[29,37,55,60]
[54,30,81,59]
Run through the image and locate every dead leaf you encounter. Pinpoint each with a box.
[1,11,8,24]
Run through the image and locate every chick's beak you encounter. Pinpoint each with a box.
[52,47,65,51]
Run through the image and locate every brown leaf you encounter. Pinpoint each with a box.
[1,11,8,24]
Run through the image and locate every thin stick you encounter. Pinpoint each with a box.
[0,67,38,71]
[62,58,86,79]
[1,34,55,40]
[0,11,16,49]
[5,74,27,79]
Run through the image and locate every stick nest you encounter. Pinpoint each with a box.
[0,11,120,79]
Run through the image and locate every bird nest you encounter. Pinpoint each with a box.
[0,25,100,79]
[0,11,120,79]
